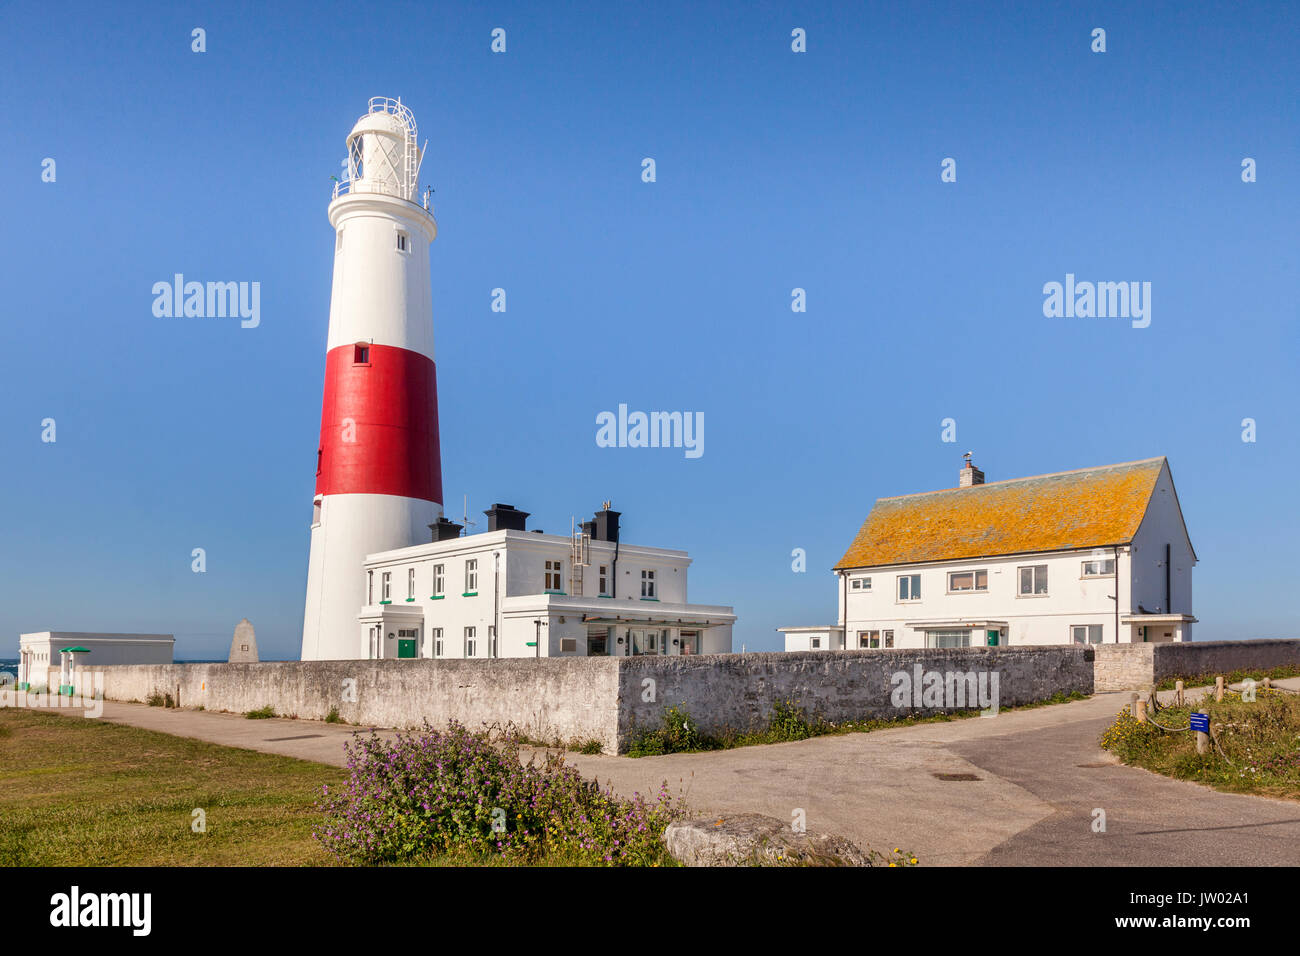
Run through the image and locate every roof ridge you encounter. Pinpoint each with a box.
[874,456,1166,502]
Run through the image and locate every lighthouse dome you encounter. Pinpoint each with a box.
[340,97,424,203]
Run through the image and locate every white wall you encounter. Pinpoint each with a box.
[358,531,730,660]
[838,547,1130,648]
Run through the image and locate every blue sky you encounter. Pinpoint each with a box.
[1,0,1296,659]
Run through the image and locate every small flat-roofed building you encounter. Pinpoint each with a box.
[16,632,175,692]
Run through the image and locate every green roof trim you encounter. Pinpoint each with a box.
[60,646,92,653]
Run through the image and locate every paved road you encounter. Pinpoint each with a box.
[62,682,1300,866]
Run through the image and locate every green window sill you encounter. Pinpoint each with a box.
[379,600,392,605]
[640,597,660,601]
[430,594,445,600]
[405,598,416,602]
[463,592,478,597]
[544,590,567,596]
[597,594,613,599]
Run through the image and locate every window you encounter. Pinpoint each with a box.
[465,559,478,594]
[354,344,369,364]
[588,628,609,656]
[407,567,416,600]
[544,559,563,592]
[488,625,497,657]
[560,638,577,653]
[396,232,408,252]
[366,570,373,604]
[598,565,609,595]
[368,626,380,659]
[884,630,894,648]
[432,628,444,657]
[641,569,656,599]
[811,637,822,649]
[312,497,322,524]
[381,571,392,602]
[928,629,971,648]
[465,626,477,657]
[858,630,882,649]
[1018,565,1049,595]
[1071,624,1103,645]
[316,449,323,476]
[432,563,444,597]
[850,577,872,591]
[948,569,988,592]
[897,574,921,601]
[1082,558,1116,577]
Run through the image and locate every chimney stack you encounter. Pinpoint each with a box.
[593,502,620,542]
[484,503,530,532]
[430,516,463,541]
[959,452,985,487]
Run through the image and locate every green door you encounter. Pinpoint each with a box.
[397,639,416,658]
[986,630,999,647]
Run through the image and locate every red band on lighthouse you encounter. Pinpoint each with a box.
[315,343,442,503]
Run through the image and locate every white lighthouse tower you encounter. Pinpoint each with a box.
[301,97,443,661]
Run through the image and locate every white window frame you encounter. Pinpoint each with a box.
[407,567,416,600]
[851,577,872,591]
[947,569,988,593]
[1018,564,1049,596]
[396,231,409,253]
[432,563,444,597]
[465,626,477,657]
[897,574,921,602]
[1081,558,1116,578]
[641,569,657,599]
[1071,624,1104,645]
[432,627,444,658]
[381,571,392,602]
[465,559,478,594]
[367,570,373,604]
[811,637,822,649]
[544,559,563,592]
[598,565,609,596]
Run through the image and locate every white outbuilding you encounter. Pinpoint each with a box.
[16,632,175,694]
[781,456,1197,650]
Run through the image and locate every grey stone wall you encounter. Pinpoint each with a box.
[1093,645,1156,692]
[1094,639,1300,691]
[97,658,623,753]
[94,641,1298,754]
[616,647,1096,749]
[1152,639,1300,683]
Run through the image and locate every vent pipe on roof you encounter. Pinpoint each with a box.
[959,452,985,487]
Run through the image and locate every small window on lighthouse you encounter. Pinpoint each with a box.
[396,232,408,252]
[354,345,369,365]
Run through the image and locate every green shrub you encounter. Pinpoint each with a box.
[325,707,341,724]
[245,706,276,720]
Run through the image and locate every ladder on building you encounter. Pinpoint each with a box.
[570,519,590,597]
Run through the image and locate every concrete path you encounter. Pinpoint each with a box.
[57,681,1300,866]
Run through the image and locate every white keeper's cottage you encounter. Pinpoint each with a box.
[357,504,735,660]
[780,456,1196,651]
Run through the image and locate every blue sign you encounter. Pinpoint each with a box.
[1189,712,1210,733]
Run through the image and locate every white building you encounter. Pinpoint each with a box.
[356,504,735,659]
[780,456,1196,651]
[16,632,174,693]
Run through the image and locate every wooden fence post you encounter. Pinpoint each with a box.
[1214,676,1224,702]
[1175,680,1184,706]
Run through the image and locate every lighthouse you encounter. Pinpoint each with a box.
[301,97,443,661]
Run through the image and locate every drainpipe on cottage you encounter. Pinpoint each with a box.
[1114,544,1121,642]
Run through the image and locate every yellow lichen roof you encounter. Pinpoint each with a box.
[834,457,1166,570]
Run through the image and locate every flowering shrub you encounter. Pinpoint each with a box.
[314,721,676,865]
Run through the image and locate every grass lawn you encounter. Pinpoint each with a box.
[0,708,342,866]
[1100,689,1300,801]
[0,710,676,866]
